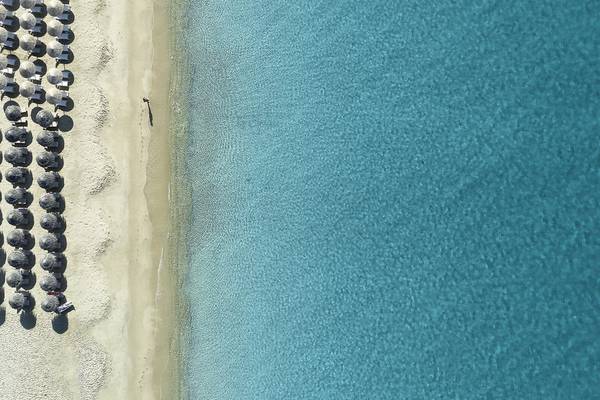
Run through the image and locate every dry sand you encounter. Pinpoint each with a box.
[0,0,175,399]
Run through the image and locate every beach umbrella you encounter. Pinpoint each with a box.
[6,208,30,227]
[46,87,64,105]
[8,249,34,269]
[8,292,28,310]
[36,151,60,169]
[5,147,31,166]
[19,12,36,30]
[5,104,22,121]
[0,53,8,69]
[40,233,62,252]
[20,0,40,9]
[19,60,35,78]
[41,252,65,271]
[6,166,29,186]
[40,274,61,291]
[46,39,63,58]
[0,26,8,44]
[0,73,8,90]
[5,126,27,142]
[40,212,64,231]
[5,188,28,206]
[35,109,54,127]
[19,33,37,52]
[6,271,24,288]
[37,171,62,190]
[7,229,32,248]
[42,295,60,312]
[47,19,64,37]
[39,192,63,211]
[46,67,62,85]
[46,0,64,17]
[37,129,59,147]
[19,80,35,97]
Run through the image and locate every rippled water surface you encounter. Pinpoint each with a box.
[178,1,600,398]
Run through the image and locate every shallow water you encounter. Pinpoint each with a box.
[178,1,600,398]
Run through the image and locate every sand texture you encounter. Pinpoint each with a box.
[0,0,171,399]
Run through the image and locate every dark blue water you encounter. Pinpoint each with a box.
[180,1,600,398]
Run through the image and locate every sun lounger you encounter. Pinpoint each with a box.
[56,50,69,63]
[31,23,43,35]
[57,301,73,314]
[30,73,42,84]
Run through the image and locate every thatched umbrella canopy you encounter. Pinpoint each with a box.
[0,27,8,44]
[0,53,8,70]
[40,212,63,231]
[40,233,61,252]
[35,109,54,127]
[19,60,35,78]
[8,249,34,269]
[47,39,63,58]
[8,292,29,310]
[6,166,29,186]
[37,129,59,147]
[36,151,60,169]
[47,19,64,37]
[7,229,32,248]
[5,147,30,166]
[42,295,60,312]
[6,270,25,288]
[5,188,28,206]
[0,0,15,9]
[39,192,63,211]
[46,87,64,105]
[40,252,65,271]
[46,67,63,85]
[47,0,64,17]
[5,126,27,143]
[20,0,39,9]
[37,171,61,190]
[5,104,22,121]
[0,74,8,91]
[19,12,36,30]
[19,33,37,52]
[19,80,36,98]
[40,274,60,291]
[6,208,30,226]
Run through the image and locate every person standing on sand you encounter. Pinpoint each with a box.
[143,97,154,126]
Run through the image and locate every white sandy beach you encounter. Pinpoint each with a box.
[0,0,174,399]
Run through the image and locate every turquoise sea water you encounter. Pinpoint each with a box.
[179,1,600,398]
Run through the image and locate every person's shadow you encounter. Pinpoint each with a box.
[143,98,153,127]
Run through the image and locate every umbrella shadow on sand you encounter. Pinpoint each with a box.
[52,314,68,334]
[20,299,37,330]
[20,312,36,329]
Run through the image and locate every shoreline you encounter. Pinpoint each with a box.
[158,0,194,397]
[145,0,185,398]
[124,0,180,399]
